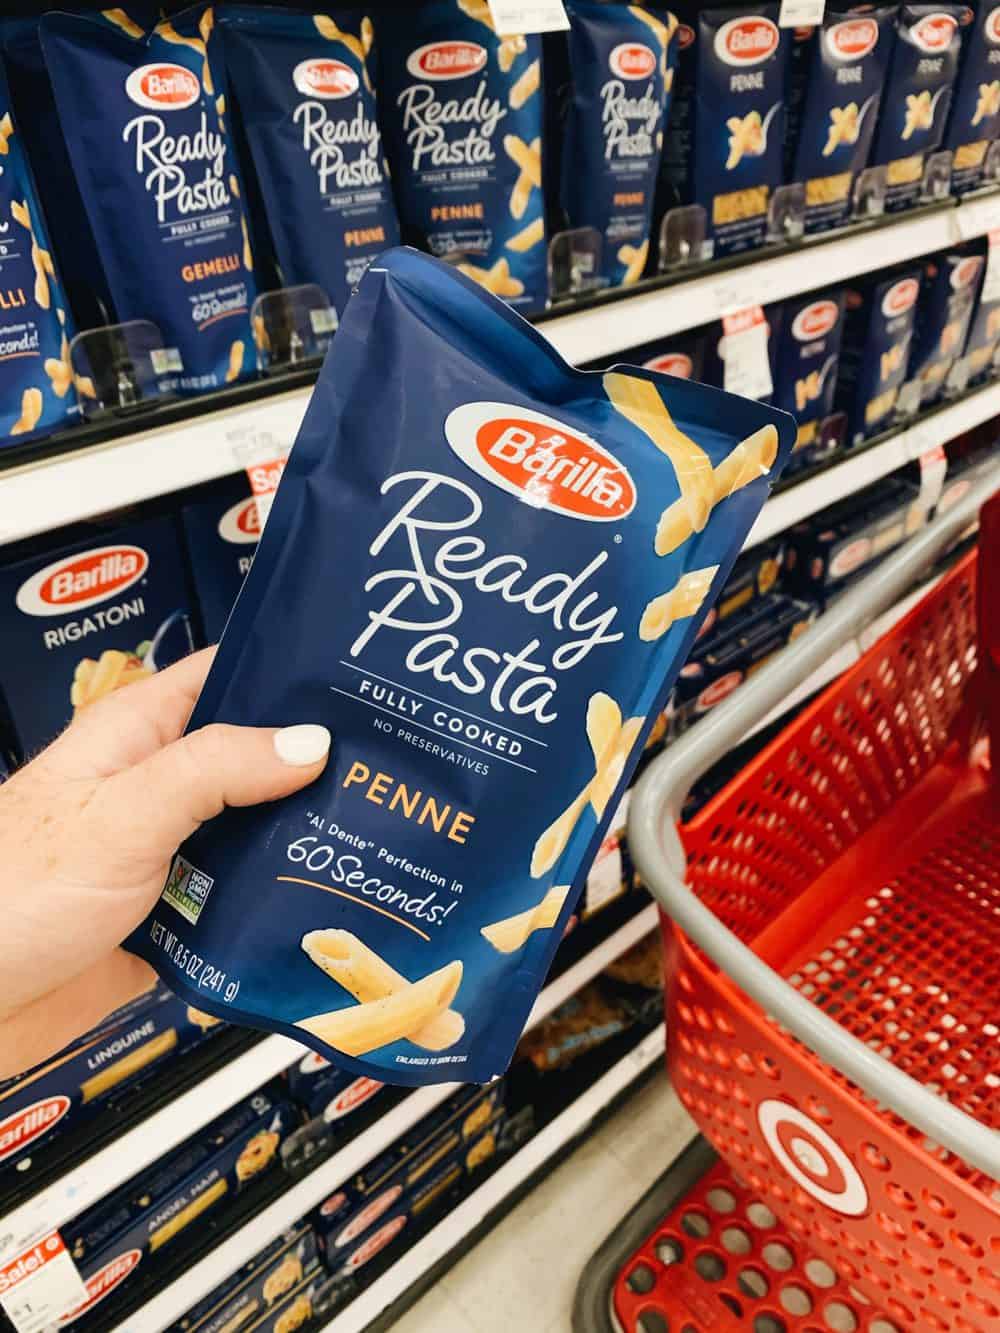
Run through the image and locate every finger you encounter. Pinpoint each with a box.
[89,722,332,874]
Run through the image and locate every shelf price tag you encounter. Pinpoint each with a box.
[954,193,1000,241]
[230,430,292,532]
[918,444,948,512]
[0,1233,88,1333]
[722,305,774,401]
[779,0,825,27]
[487,0,568,34]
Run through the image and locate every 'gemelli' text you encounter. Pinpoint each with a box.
[123,112,229,223]
[350,472,624,724]
[397,81,505,169]
[293,101,387,192]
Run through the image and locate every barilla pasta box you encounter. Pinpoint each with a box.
[0,59,79,449]
[0,515,195,759]
[547,2,678,290]
[167,1223,320,1333]
[376,2,548,314]
[694,535,785,643]
[769,290,846,452]
[788,7,898,233]
[0,986,223,1176]
[243,1274,333,1333]
[943,1,1000,192]
[910,248,985,402]
[666,4,792,258]
[283,1049,385,1121]
[834,268,922,442]
[39,4,258,394]
[869,4,973,211]
[57,1089,294,1330]
[963,253,1000,380]
[220,6,400,317]
[181,473,259,643]
[127,246,795,1087]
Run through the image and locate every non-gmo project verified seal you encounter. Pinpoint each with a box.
[162,854,214,924]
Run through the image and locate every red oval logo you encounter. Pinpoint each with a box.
[445,401,636,522]
[643,353,693,378]
[343,1215,408,1272]
[609,42,657,79]
[829,536,872,578]
[715,16,780,65]
[912,12,958,51]
[677,23,696,49]
[826,17,879,59]
[320,1191,347,1219]
[58,1251,142,1325]
[218,497,261,545]
[293,57,359,100]
[17,545,149,618]
[952,256,983,289]
[335,1186,402,1248]
[699,671,743,710]
[986,6,1000,43]
[406,40,487,80]
[325,1077,383,1122]
[792,300,840,341]
[882,278,920,317]
[125,63,200,110]
[0,1097,71,1163]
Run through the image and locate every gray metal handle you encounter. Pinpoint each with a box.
[630,465,1000,1179]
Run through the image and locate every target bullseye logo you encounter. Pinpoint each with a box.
[757,1100,869,1215]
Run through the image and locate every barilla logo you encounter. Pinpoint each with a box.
[406,40,487,80]
[826,17,879,60]
[714,16,780,66]
[643,353,693,378]
[57,1251,142,1325]
[677,23,696,49]
[335,1186,402,1247]
[952,256,983,289]
[16,547,149,618]
[320,1191,347,1218]
[298,1051,330,1075]
[0,1096,71,1163]
[830,537,872,578]
[792,300,840,341]
[986,7,1000,43]
[445,402,636,522]
[125,63,200,111]
[609,42,657,79]
[699,671,743,710]
[343,1215,408,1272]
[911,12,958,51]
[882,278,920,317]
[325,1077,383,1122]
[293,57,359,100]
[217,498,260,545]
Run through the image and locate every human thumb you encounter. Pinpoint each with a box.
[92,722,332,870]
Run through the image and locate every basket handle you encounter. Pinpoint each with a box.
[630,467,1000,1180]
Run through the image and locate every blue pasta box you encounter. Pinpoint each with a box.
[181,474,259,643]
[834,268,923,442]
[244,1273,337,1333]
[0,514,195,759]
[769,289,846,457]
[869,3,973,211]
[963,255,1000,380]
[611,329,708,381]
[283,1048,386,1121]
[786,7,898,234]
[167,1223,321,1333]
[937,438,1000,510]
[57,1089,295,1329]
[910,249,984,403]
[660,4,792,259]
[943,1,1000,193]
[376,0,548,313]
[694,535,785,644]
[0,985,224,1176]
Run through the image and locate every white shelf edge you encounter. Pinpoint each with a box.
[323,1023,671,1333]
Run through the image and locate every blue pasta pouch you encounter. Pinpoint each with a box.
[549,2,678,289]
[127,247,795,1087]
[376,1,547,315]
[943,2,1000,193]
[0,61,79,448]
[39,3,257,394]
[220,6,400,317]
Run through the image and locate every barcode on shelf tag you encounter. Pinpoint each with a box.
[919,444,948,510]
[487,0,569,34]
[0,1233,87,1333]
[779,0,824,26]
[722,305,774,401]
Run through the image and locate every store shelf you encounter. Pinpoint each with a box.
[323,1024,668,1333]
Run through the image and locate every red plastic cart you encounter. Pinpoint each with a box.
[616,469,1000,1332]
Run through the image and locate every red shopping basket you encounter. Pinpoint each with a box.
[627,475,1000,1332]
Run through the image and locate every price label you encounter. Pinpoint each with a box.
[918,444,948,511]
[954,193,1000,240]
[487,0,568,34]
[713,274,757,318]
[778,0,824,26]
[722,305,774,401]
[0,1233,87,1333]
[230,431,292,532]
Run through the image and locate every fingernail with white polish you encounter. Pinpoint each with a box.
[274,724,332,766]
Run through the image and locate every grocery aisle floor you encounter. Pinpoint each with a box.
[394,1076,697,1333]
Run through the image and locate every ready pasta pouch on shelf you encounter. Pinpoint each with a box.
[39,2,257,394]
[127,246,795,1087]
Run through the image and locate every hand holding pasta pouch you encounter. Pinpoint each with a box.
[127,246,795,1087]
[220,6,400,317]
[39,3,257,394]
[869,4,972,211]
[376,1,548,315]
[548,2,678,289]
[0,61,78,447]
[942,1,1000,194]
